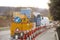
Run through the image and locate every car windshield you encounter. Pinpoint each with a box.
[20,9,31,18]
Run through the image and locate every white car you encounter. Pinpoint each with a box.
[41,17,50,27]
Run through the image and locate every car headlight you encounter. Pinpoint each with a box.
[14,17,21,23]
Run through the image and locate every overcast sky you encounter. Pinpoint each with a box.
[0,0,49,9]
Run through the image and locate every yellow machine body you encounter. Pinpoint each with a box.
[10,12,33,36]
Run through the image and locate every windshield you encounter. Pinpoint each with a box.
[20,9,31,18]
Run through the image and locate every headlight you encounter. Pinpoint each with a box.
[16,28,19,31]
[15,28,20,32]
[14,17,21,23]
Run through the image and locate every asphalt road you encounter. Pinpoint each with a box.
[0,28,57,40]
[35,28,57,40]
[0,30,10,40]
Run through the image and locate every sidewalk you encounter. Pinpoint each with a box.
[0,30,10,36]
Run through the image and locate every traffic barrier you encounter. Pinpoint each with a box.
[23,34,27,40]
[19,26,47,40]
[32,38,35,40]
[32,26,47,40]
